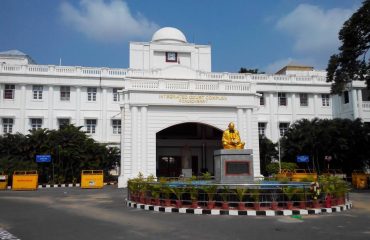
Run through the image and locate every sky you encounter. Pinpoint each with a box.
[0,0,363,73]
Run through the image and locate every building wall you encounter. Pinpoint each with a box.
[0,73,123,145]
[129,42,211,72]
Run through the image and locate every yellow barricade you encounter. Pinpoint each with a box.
[291,169,318,182]
[352,172,368,189]
[12,171,38,191]
[0,172,8,190]
[81,170,104,189]
[276,169,293,181]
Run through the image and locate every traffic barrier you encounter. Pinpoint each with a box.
[0,172,8,190]
[352,171,368,189]
[12,170,38,190]
[276,169,293,180]
[322,169,346,179]
[291,169,318,182]
[81,170,104,189]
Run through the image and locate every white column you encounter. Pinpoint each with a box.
[102,88,107,142]
[352,89,359,119]
[291,93,296,122]
[141,106,148,175]
[76,87,81,126]
[246,108,252,149]
[357,89,363,119]
[131,106,138,175]
[119,105,125,180]
[48,86,54,129]
[237,108,244,141]
[313,94,318,118]
[268,92,276,141]
[20,85,26,133]
[118,93,131,188]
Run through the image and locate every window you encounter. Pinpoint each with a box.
[278,93,287,106]
[299,93,308,106]
[85,119,97,134]
[30,118,42,131]
[4,84,15,99]
[258,92,264,106]
[113,88,120,102]
[58,118,70,129]
[32,85,43,100]
[258,122,266,137]
[60,86,70,101]
[2,118,14,134]
[322,94,330,106]
[112,120,121,134]
[279,123,289,137]
[87,87,97,101]
[344,91,349,104]
[166,52,177,62]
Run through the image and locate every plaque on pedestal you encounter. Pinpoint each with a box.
[214,149,254,184]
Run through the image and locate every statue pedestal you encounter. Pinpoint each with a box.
[214,149,254,184]
[182,169,192,178]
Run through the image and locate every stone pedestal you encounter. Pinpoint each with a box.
[182,168,192,178]
[214,149,254,184]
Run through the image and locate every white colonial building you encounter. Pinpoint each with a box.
[0,27,369,187]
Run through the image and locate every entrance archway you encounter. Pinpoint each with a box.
[156,122,223,177]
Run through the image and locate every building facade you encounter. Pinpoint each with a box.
[1,28,369,187]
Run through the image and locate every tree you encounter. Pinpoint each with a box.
[0,125,120,184]
[259,136,278,175]
[326,0,370,93]
[239,68,265,74]
[281,118,370,175]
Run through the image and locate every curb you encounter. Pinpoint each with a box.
[125,200,353,216]
[5,182,117,190]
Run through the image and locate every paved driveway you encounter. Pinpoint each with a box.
[0,187,369,240]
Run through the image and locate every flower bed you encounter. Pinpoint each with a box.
[127,174,349,210]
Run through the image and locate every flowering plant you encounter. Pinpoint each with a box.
[310,182,321,200]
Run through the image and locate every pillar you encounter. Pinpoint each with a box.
[352,89,359,119]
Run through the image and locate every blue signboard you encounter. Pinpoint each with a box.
[296,155,309,163]
[36,155,51,163]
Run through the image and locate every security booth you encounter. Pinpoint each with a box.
[81,170,104,189]
[12,170,38,190]
[0,172,8,190]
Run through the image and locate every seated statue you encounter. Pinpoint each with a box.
[222,122,245,149]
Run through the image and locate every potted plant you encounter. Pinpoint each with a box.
[150,184,161,205]
[145,175,156,204]
[161,184,172,207]
[320,176,335,208]
[250,188,261,210]
[235,187,247,210]
[221,186,230,210]
[171,187,183,208]
[310,181,321,208]
[283,186,296,210]
[202,185,218,209]
[188,185,199,208]
[334,179,348,205]
[270,189,279,210]
[127,179,138,202]
[295,187,308,209]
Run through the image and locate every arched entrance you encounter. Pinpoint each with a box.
[156,122,223,177]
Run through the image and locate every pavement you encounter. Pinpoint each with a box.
[0,187,369,240]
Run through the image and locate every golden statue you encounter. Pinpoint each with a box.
[222,122,245,149]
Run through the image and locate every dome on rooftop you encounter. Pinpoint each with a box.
[152,27,187,43]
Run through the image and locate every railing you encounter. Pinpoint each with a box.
[363,101,370,109]
[0,63,329,85]
[124,79,254,93]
